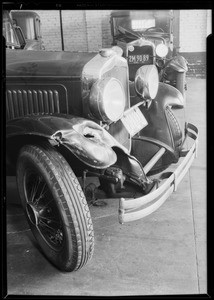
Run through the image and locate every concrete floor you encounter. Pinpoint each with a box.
[5,78,206,296]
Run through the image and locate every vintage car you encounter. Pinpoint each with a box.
[11,10,45,50]
[3,10,26,50]
[3,10,45,51]
[6,41,198,271]
[110,10,188,96]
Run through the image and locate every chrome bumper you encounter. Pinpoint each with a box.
[118,123,198,224]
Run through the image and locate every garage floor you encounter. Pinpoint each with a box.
[5,78,206,296]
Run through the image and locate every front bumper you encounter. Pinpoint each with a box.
[118,123,198,224]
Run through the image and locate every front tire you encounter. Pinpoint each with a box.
[16,143,94,272]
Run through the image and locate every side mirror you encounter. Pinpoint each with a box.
[14,26,26,49]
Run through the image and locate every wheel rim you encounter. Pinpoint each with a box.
[24,171,64,251]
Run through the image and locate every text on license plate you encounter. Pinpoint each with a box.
[128,54,150,64]
[121,106,148,137]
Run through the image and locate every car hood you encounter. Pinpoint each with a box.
[6,50,97,78]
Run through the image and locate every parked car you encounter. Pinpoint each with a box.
[3,10,26,50]
[110,10,188,96]
[6,43,198,271]
[11,10,45,50]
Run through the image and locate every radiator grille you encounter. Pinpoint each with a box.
[6,89,60,121]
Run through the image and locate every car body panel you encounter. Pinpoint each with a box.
[6,49,96,77]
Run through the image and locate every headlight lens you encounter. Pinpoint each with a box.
[135,65,159,99]
[156,43,168,57]
[89,77,126,123]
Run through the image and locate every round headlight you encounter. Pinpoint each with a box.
[135,65,159,100]
[89,77,126,123]
[156,43,168,57]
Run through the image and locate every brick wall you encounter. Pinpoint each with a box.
[33,10,61,50]
[179,10,211,78]
[34,9,211,77]
[180,52,206,78]
[61,10,88,51]
[179,10,210,53]
[35,9,211,52]
[34,9,113,52]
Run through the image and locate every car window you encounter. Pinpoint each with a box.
[13,17,36,40]
[112,16,157,35]
[3,12,20,48]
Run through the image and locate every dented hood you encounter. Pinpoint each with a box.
[6,49,96,78]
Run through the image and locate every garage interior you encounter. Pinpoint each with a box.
[4,8,209,296]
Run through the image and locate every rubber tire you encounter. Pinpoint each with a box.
[16,143,94,272]
[176,72,186,98]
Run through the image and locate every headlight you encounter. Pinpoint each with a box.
[135,65,159,99]
[156,43,168,57]
[89,77,126,123]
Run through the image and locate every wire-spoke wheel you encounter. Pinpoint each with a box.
[16,143,94,272]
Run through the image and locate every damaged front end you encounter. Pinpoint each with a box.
[49,115,198,225]
[50,116,155,193]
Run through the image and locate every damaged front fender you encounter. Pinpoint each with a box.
[51,120,123,169]
[6,114,129,169]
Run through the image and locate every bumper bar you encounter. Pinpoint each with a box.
[118,123,198,224]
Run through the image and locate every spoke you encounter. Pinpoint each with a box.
[39,215,61,226]
[39,220,63,245]
[35,181,48,204]
[40,198,55,210]
[29,176,42,203]
[39,219,59,232]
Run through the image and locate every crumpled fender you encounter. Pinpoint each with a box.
[6,114,129,169]
[166,55,188,73]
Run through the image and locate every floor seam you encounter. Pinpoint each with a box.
[189,168,200,293]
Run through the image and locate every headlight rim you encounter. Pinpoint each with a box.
[89,77,126,123]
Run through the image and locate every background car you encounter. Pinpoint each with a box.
[3,10,26,50]
[3,10,45,50]
[11,10,45,50]
[110,10,188,96]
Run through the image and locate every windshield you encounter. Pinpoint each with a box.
[3,11,20,48]
[112,10,171,37]
[113,16,156,35]
[13,17,36,40]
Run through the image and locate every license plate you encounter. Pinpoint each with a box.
[128,54,150,64]
[121,106,148,137]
